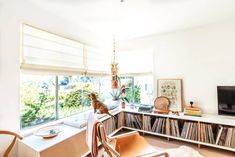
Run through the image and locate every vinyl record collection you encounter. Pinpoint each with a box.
[120,113,234,150]
[199,123,215,144]
[103,116,117,135]
[124,113,143,130]
[216,125,235,148]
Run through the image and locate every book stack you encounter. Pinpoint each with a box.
[170,119,180,137]
[216,126,235,148]
[184,106,202,117]
[103,117,117,135]
[200,123,215,144]
[125,113,143,130]
[181,122,198,141]
[151,117,166,134]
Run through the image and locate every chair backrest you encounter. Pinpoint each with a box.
[96,122,120,157]
[0,130,23,157]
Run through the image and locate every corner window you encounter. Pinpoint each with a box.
[20,74,153,128]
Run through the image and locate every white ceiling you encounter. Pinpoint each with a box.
[29,0,235,41]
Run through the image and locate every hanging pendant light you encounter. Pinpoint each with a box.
[111,35,119,89]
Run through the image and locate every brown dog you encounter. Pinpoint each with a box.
[90,93,116,118]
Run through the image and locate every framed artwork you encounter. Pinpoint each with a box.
[157,79,183,112]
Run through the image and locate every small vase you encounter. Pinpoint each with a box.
[121,101,125,109]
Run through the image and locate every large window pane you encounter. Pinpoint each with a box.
[120,76,153,104]
[134,76,153,104]
[99,77,112,101]
[20,74,56,128]
[58,75,100,118]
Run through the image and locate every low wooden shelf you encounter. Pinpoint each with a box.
[18,107,235,157]
[122,108,235,152]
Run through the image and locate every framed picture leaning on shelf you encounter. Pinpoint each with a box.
[157,79,183,112]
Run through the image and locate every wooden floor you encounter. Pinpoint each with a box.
[97,130,235,157]
[144,134,235,157]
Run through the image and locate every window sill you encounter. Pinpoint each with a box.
[20,106,122,137]
[19,107,121,154]
[20,109,93,137]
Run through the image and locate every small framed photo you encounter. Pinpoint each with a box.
[157,79,183,112]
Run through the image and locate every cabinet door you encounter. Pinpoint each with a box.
[40,131,88,157]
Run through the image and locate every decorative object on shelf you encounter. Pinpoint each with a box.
[190,101,194,107]
[34,125,62,139]
[129,103,135,109]
[154,96,170,114]
[138,104,154,113]
[157,79,183,112]
[121,101,125,109]
[64,118,87,129]
[111,85,128,101]
[184,101,202,117]
[171,111,180,116]
[90,93,116,118]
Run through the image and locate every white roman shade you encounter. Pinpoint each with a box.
[20,24,152,76]
[117,49,153,75]
[85,46,110,75]
[21,24,85,73]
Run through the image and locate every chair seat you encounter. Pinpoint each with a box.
[114,133,157,157]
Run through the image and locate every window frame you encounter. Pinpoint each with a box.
[20,73,153,129]
[20,74,105,129]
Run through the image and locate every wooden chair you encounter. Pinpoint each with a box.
[96,122,169,157]
[0,130,23,157]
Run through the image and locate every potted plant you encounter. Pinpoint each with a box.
[110,85,129,108]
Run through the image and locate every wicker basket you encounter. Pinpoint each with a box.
[154,96,170,114]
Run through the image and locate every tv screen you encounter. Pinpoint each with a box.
[218,86,235,116]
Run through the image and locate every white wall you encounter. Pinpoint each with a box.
[119,19,235,114]
[1,0,235,155]
[0,0,101,156]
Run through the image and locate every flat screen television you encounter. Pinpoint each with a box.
[217,86,235,116]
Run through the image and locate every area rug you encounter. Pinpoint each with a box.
[166,146,204,157]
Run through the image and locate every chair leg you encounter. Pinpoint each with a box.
[4,137,17,157]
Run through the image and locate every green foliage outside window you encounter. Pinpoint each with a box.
[120,77,141,104]
[21,81,55,128]
[20,75,147,128]
[125,84,141,104]
[21,77,98,128]
[59,82,96,118]
[133,85,141,103]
